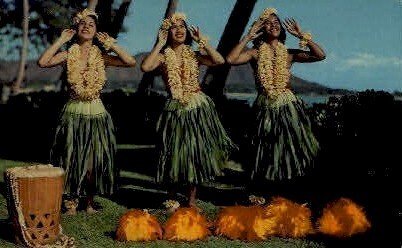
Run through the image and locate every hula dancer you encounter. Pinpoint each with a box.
[227,8,326,181]
[141,13,235,207]
[38,8,136,214]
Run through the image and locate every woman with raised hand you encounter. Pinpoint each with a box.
[227,8,325,183]
[141,13,235,208]
[38,8,136,214]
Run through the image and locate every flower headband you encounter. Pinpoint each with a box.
[258,8,278,21]
[73,8,98,24]
[161,12,187,30]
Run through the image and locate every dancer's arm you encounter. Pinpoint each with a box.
[97,32,136,67]
[190,26,224,66]
[37,29,75,68]
[226,20,264,65]
[141,29,167,72]
[284,18,326,63]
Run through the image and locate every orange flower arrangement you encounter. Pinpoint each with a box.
[317,198,371,237]
[215,205,268,241]
[163,207,210,241]
[262,197,314,238]
[113,197,370,242]
[115,209,163,242]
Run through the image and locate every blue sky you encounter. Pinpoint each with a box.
[116,0,402,92]
[1,0,401,92]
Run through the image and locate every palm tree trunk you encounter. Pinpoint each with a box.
[137,0,178,94]
[88,0,98,10]
[202,0,257,100]
[164,0,178,18]
[91,0,133,38]
[110,0,133,38]
[13,0,29,93]
[97,0,113,33]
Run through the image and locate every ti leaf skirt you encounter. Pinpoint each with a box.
[156,93,236,184]
[251,93,319,181]
[51,98,117,196]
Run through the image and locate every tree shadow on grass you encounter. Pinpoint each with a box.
[0,218,13,244]
[0,182,6,198]
[111,186,169,210]
[104,231,115,240]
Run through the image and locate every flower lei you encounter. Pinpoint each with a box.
[67,44,106,101]
[257,7,294,102]
[257,42,296,106]
[164,45,200,105]
[161,12,208,52]
[257,42,290,95]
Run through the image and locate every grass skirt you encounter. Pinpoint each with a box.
[251,93,319,181]
[51,99,117,196]
[156,93,235,184]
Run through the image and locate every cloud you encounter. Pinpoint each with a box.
[345,53,402,67]
[333,53,402,71]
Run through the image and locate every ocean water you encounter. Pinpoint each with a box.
[226,93,330,106]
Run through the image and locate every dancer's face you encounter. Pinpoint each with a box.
[77,16,97,41]
[170,20,187,44]
[263,15,281,39]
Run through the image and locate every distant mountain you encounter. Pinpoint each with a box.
[0,53,350,95]
[224,62,350,95]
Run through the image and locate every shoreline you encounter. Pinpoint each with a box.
[225,92,336,97]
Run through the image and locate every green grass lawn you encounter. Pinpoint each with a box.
[0,159,325,248]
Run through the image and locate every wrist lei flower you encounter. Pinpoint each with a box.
[102,36,117,51]
[197,37,209,50]
[299,32,312,49]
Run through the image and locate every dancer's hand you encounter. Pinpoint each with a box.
[246,20,264,41]
[284,18,303,38]
[189,26,207,43]
[59,29,76,43]
[96,32,112,45]
[157,29,168,47]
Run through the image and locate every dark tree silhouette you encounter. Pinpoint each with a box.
[202,0,257,100]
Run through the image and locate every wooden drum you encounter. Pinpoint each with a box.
[5,164,65,247]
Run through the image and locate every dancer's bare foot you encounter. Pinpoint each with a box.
[85,195,99,214]
[86,205,99,214]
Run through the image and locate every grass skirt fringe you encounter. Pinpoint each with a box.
[251,93,319,181]
[51,99,117,196]
[157,93,235,184]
